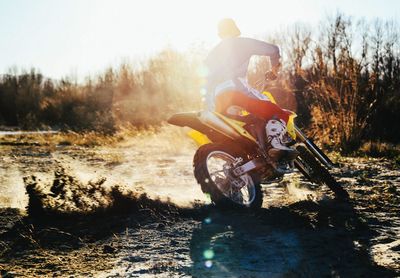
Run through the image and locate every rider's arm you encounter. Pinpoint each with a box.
[239,37,281,67]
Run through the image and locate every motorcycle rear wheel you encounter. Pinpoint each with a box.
[193,143,263,209]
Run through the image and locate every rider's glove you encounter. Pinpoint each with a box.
[265,62,281,81]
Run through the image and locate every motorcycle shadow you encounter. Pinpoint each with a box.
[186,199,395,277]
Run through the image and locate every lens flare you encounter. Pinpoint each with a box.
[203,249,214,260]
[197,65,209,77]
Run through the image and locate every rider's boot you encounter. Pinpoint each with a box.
[266,119,299,162]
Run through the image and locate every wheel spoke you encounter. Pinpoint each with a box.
[209,169,225,178]
[206,150,256,206]
[241,186,249,200]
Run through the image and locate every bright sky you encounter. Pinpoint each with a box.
[0,0,399,79]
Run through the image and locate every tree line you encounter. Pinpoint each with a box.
[0,50,202,132]
[0,14,399,153]
[249,13,400,152]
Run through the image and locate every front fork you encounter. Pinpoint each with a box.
[294,126,334,168]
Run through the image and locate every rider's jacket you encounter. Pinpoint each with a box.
[204,37,280,111]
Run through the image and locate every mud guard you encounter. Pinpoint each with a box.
[187,129,211,146]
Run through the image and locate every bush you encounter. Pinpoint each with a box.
[0,50,202,132]
[256,14,400,153]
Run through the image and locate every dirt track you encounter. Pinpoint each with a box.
[0,128,399,277]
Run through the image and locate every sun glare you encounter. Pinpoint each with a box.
[66,0,317,79]
[1,0,398,78]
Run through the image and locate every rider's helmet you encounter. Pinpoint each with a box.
[218,18,241,39]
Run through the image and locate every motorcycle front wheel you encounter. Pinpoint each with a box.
[193,143,263,209]
[294,144,349,199]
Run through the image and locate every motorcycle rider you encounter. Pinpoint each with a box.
[204,18,298,163]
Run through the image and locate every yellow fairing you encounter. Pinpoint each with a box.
[262,91,277,104]
[187,113,257,146]
[187,129,211,146]
[287,112,297,139]
[216,112,257,143]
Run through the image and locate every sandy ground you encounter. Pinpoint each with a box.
[0,127,399,277]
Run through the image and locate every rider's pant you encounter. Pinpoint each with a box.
[215,91,290,123]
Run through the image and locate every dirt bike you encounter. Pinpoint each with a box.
[168,92,349,209]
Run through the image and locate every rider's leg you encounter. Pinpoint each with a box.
[216,91,297,161]
[215,91,290,123]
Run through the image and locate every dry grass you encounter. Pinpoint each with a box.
[0,131,120,147]
[0,124,195,150]
[0,127,143,147]
[359,141,400,159]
